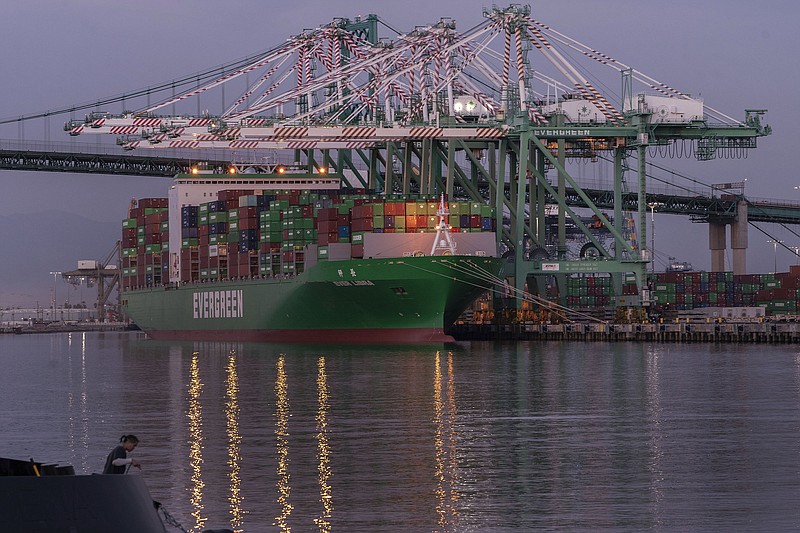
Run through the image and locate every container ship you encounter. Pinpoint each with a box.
[119,167,504,342]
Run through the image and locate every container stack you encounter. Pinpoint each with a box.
[565,275,613,308]
[122,190,498,290]
[516,268,800,319]
[121,198,169,289]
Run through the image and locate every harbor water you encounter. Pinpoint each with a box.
[2,332,799,532]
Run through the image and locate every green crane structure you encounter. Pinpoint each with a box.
[61,5,771,311]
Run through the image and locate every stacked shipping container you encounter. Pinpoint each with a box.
[561,269,800,317]
[121,198,169,289]
[122,191,498,290]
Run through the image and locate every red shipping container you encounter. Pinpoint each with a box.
[351,244,364,258]
[318,220,337,234]
[406,216,417,229]
[317,208,338,221]
[385,202,405,216]
[138,198,168,209]
[352,218,373,232]
[238,206,259,219]
[239,217,258,230]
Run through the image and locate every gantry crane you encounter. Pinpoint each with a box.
[61,242,121,321]
[63,5,770,311]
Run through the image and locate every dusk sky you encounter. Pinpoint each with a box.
[1,1,798,308]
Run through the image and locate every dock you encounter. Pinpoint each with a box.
[450,321,800,343]
[0,322,132,335]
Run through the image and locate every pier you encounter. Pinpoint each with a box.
[450,320,800,343]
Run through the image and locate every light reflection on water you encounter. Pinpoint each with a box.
[274,354,293,531]
[225,350,244,532]
[315,356,333,533]
[1,334,799,531]
[187,350,206,532]
[433,351,461,533]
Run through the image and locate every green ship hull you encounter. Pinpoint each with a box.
[122,255,504,343]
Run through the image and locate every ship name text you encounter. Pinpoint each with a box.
[333,280,375,287]
[193,289,244,319]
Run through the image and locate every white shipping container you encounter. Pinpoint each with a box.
[77,260,97,270]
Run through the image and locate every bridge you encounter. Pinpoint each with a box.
[0,5,783,310]
[4,137,796,272]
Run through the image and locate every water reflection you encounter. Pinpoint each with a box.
[315,356,333,532]
[187,351,206,532]
[646,345,664,529]
[225,350,245,532]
[274,355,293,531]
[433,351,461,532]
[3,336,799,531]
[65,332,90,472]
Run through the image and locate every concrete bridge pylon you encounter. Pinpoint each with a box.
[709,200,748,274]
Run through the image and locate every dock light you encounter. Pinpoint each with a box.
[318,166,327,174]
[191,167,199,175]
[228,166,237,174]
[768,239,784,273]
[276,165,286,174]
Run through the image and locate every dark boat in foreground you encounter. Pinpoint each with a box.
[0,456,235,533]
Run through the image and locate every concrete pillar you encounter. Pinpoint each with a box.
[730,200,748,275]
[709,222,727,272]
